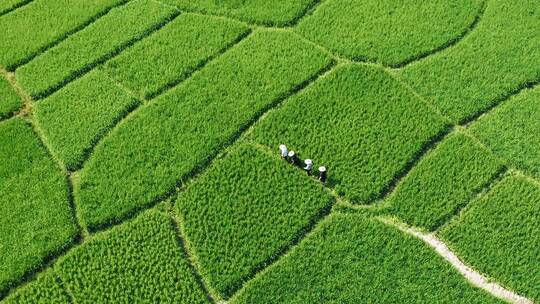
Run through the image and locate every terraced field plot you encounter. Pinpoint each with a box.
[0,0,538,303]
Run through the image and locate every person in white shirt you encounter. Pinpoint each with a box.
[304,159,313,175]
[279,144,288,159]
[318,166,327,183]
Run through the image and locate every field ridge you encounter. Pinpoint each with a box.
[390,0,487,68]
[0,0,32,18]
[380,217,534,304]
[3,0,132,71]
[1,3,538,302]
[169,213,218,304]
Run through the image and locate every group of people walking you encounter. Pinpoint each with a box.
[279,144,327,183]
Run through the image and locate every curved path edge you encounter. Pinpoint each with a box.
[379,217,534,304]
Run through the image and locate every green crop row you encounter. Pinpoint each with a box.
[35,69,139,171]
[162,0,315,26]
[398,0,540,124]
[175,144,333,298]
[296,0,483,66]
[104,13,249,99]
[0,75,21,120]
[232,213,501,303]
[0,0,31,16]
[52,210,208,303]
[74,30,333,230]
[250,63,448,203]
[440,175,540,302]
[470,86,540,178]
[0,119,77,295]
[386,133,504,231]
[2,270,68,304]
[0,0,127,70]
[16,0,178,99]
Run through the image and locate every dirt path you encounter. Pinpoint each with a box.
[381,218,533,304]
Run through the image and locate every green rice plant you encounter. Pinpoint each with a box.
[55,210,209,304]
[398,0,540,124]
[0,75,21,120]
[161,0,315,26]
[0,119,77,296]
[386,133,504,231]
[35,69,139,171]
[0,0,31,16]
[15,0,178,99]
[249,64,448,204]
[440,175,540,302]
[0,0,127,70]
[470,86,540,178]
[2,270,68,304]
[104,13,249,99]
[232,213,502,303]
[75,30,333,230]
[175,144,333,298]
[296,0,483,66]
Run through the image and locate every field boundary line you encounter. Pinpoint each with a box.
[0,68,32,122]
[391,0,487,69]
[0,0,33,18]
[0,119,84,301]
[285,0,326,28]
[511,169,540,188]
[26,116,87,240]
[53,272,76,304]
[30,9,181,100]
[434,163,508,233]
[366,124,454,205]
[73,30,253,173]
[379,217,534,304]
[169,212,219,304]
[154,0,313,28]
[143,28,252,100]
[82,50,335,234]
[5,0,132,71]
[460,79,540,127]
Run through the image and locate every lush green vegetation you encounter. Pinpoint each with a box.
[176,144,333,297]
[0,0,31,16]
[470,86,540,178]
[75,30,333,230]
[440,176,540,302]
[1,1,538,302]
[0,75,21,120]
[55,210,209,303]
[296,0,482,66]
[0,0,126,70]
[16,0,178,99]
[250,64,448,203]
[386,133,503,231]
[232,213,501,303]
[2,270,68,304]
[162,0,315,26]
[35,70,138,171]
[398,0,540,123]
[0,119,77,295]
[104,13,249,99]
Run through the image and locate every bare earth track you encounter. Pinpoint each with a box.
[0,0,538,303]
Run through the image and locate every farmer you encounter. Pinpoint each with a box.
[279,144,288,159]
[304,159,313,175]
[288,150,299,166]
[318,166,327,183]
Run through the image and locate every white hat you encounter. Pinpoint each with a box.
[304,159,312,165]
[288,150,295,157]
[279,144,287,150]
[318,166,326,172]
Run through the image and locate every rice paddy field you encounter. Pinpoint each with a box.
[0,0,538,303]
